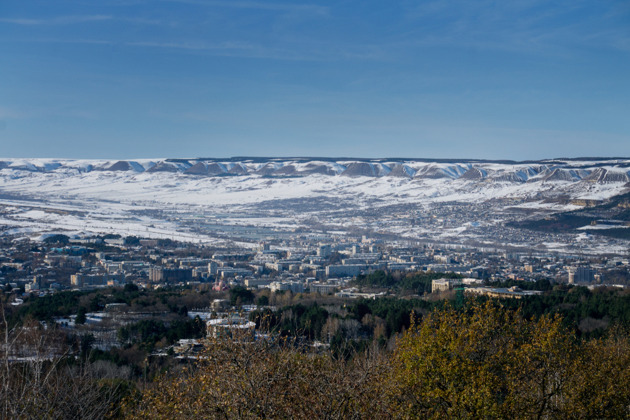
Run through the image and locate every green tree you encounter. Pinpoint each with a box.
[75,306,87,325]
[256,295,269,306]
[229,286,254,306]
[43,234,70,245]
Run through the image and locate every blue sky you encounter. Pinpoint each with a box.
[1,0,629,160]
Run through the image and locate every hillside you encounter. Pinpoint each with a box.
[0,157,629,255]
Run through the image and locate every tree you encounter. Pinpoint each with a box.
[389,301,630,418]
[229,286,254,306]
[124,283,140,293]
[122,332,390,419]
[118,300,630,418]
[76,307,87,325]
[43,234,70,245]
[391,302,518,417]
[1,307,120,419]
[256,294,269,306]
[564,328,630,418]
[125,236,141,245]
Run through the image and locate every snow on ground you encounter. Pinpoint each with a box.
[1,161,627,211]
[577,224,630,230]
[1,158,629,252]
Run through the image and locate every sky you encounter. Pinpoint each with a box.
[1,0,629,160]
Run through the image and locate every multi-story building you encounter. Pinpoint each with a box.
[431,278,463,293]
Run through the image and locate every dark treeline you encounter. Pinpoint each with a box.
[250,282,630,346]
[499,284,630,337]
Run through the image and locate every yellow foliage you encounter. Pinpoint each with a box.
[390,302,630,419]
[122,303,630,419]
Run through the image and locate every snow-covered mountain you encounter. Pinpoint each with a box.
[1,157,629,206]
[0,157,629,254]
[1,157,629,183]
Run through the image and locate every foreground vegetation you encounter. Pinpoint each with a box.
[3,282,630,418]
[124,302,630,419]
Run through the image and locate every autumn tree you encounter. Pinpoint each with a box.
[564,328,630,418]
[390,301,630,418]
[123,330,391,419]
[122,301,630,419]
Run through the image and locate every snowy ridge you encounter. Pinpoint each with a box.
[1,157,629,183]
[0,158,628,210]
[0,157,629,253]
[0,157,629,213]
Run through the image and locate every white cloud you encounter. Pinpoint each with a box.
[160,0,329,15]
[0,15,113,25]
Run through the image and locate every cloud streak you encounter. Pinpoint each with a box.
[0,15,166,26]
[126,39,386,61]
[0,15,113,25]
[159,0,328,15]
[398,0,630,54]
[125,40,325,61]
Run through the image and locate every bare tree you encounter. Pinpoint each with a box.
[124,328,392,419]
[1,302,120,419]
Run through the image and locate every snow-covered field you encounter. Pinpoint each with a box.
[0,157,628,254]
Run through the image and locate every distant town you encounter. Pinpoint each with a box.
[2,231,628,351]
[6,233,628,298]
